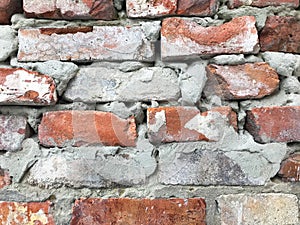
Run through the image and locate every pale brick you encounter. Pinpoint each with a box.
[217,194,299,225]
[38,111,137,147]
[63,67,180,103]
[0,68,57,105]
[127,0,218,18]
[260,16,300,53]
[23,0,117,20]
[0,115,30,151]
[204,62,279,100]
[18,26,155,62]
[161,16,259,61]
[147,106,237,144]
[0,0,22,24]
[246,106,300,143]
[71,198,206,225]
[228,0,299,8]
[0,201,55,224]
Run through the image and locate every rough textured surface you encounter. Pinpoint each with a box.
[0,168,11,188]
[0,0,22,24]
[0,26,17,61]
[38,111,137,147]
[228,0,299,8]
[18,26,155,62]
[278,153,300,181]
[147,106,237,144]
[260,16,300,53]
[71,198,206,225]
[63,67,180,103]
[23,0,117,20]
[0,201,55,224]
[0,68,57,105]
[0,115,30,151]
[217,194,299,225]
[127,0,218,18]
[161,16,259,60]
[204,63,279,100]
[246,106,300,143]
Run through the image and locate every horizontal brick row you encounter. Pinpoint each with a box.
[38,110,137,147]
[228,0,299,8]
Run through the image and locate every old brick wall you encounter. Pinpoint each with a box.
[0,0,300,224]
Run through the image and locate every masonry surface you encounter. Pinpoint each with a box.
[0,0,300,224]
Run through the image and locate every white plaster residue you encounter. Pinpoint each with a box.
[29,209,49,225]
[148,110,166,133]
[0,70,56,104]
[57,0,90,16]
[184,112,227,141]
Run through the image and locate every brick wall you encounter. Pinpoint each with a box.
[0,0,300,224]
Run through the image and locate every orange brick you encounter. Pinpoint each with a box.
[278,154,300,181]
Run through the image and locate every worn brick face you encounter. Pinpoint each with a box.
[18,26,155,62]
[260,16,300,53]
[23,0,117,20]
[71,198,206,225]
[147,106,237,144]
[0,68,57,105]
[161,16,259,60]
[228,0,299,8]
[0,0,22,24]
[0,201,55,224]
[38,111,137,147]
[204,62,279,100]
[0,168,11,188]
[0,115,30,151]
[245,106,300,143]
[278,153,300,181]
[127,0,218,18]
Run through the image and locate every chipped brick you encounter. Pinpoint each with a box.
[204,62,279,100]
[246,106,300,143]
[161,16,259,60]
[71,198,206,225]
[38,111,137,147]
[0,68,57,105]
[278,153,300,181]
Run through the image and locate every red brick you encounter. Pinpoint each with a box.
[246,106,300,143]
[18,26,155,62]
[0,0,22,24]
[38,111,137,147]
[228,0,299,8]
[204,62,279,100]
[260,16,300,53]
[278,154,300,181]
[0,68,57,105]
[23,0,117,20]
[147,106,237,144]
[71,198,206,225]
[0,168,11,188]
[127,0,217,18]
[0,115,30,151]
[161,16,259,60]
[0,201,55,224]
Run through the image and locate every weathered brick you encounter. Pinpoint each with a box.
[18,26,155,62]
[260,16,300,53]
[0,115,30,151]
[228,0,299,8]
[217,194,299,225]
[63,67,180,103]
[147,106,237,144]
[127,0,218,18]
[204,62,279,100]
[278,153,300,181]
[0,0,22,24]
[38,111,137,147]
[161,16,259,61]
[0,201,55,224]
[23,0,117,20]
[71,198,206,225]
[0,68,57,105]
[245,106,300,143]
[0,168,10,188]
